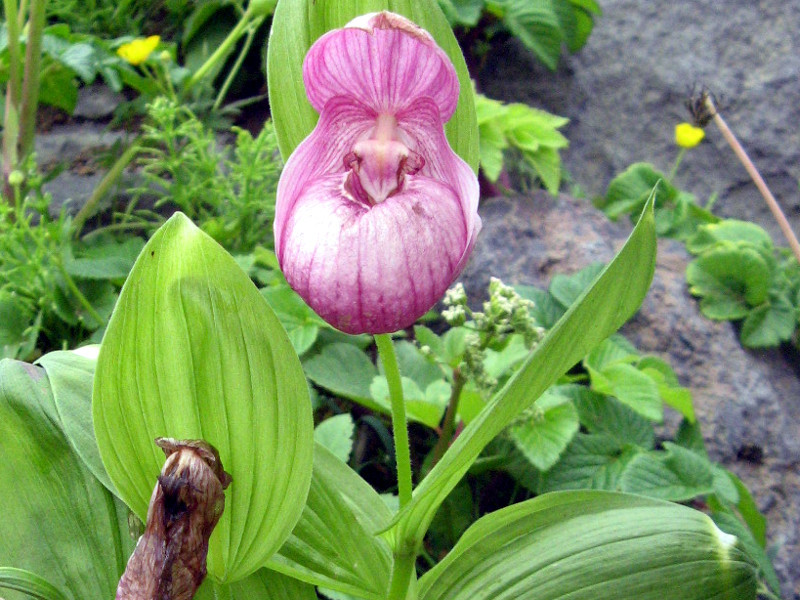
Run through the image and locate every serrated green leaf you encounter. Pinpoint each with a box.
[314,413,355,463]
[686,245,773,319]
[620,442,715,501]
[261,284,325,355]
[548,262,605,309]
[514,284,564,328]
[266,444,392,600]
[563,384,655,449]
[437,0,484,26]
[541,432,639,492]
[739,292,796,347]
[65,237,144,280]
[509,390,579,470]
[0,292,37,359]
[588,361,663,421]
[93,213,313,583]
[637,356,696,421]
[582,334,639,372]
[418,491,757,600]
[522,146,562,194]
[595,162,675,222]
[268,0,479,171]
[387,194,657,546]
[500,0,562,70]
[0,359,133,600]
[303,342,377,405]
[686,220,773,256]
[370,375,447,427]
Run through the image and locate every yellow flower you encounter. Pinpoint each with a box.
[675,122,705,148]
[117,35,160,66]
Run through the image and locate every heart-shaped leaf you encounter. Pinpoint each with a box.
[93,213,314,583]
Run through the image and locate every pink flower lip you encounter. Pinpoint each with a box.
[274,11,480,334]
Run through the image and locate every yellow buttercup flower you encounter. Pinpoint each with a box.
[117,35,160,66]
[675,122,705,148]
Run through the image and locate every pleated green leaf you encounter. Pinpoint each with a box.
[0,358,133,600]
[386,193,656,548]
[93,213,314,583]
[266,444,393,599]
[267,0,479,172]
[195,568,318,600]
[0,568,70,600]
[36,348,117,496]
[418,491,757,600]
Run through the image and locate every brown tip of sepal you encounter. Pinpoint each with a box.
[115,438,232,600]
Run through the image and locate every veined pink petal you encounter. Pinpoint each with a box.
[274,96,376,259]
[303,13,459,120]
[275,11,480,335]
[280,174,468,334]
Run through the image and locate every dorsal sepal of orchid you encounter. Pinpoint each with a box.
[274,11,480,335]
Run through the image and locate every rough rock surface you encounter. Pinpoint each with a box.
[478,0,800,243]
[460,193,800,599]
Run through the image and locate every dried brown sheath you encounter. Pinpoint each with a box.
[116,438,232,600]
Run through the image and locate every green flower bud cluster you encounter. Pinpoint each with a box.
[438,278,546,393]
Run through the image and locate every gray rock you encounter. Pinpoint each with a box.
[73,83,125,120]
[460,193,800,598]
[34,122,130,214]
[478,0,800,245]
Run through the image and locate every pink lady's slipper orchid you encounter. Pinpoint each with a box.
[274,11,480,334]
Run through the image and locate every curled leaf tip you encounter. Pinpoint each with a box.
[115,438,231,600]
[274,11,480,335]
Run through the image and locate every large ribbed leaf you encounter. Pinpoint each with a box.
[266,444,393,599]
[195,568,317,600]
[267,0,479,172]
[387,194,656,548]
[418,491,757,600]
[0,358,133,600]
[36,348,116,495]
[93,213,314,583]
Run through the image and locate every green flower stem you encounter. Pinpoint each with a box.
[19,0,48,159]
[374,333,413,508]
[212,581,234,600]
[430,369,465,465]
[71,141,141,237]
[184,10,254,92]
[386,547,417,600]
[668,147,686,181]
[705,94,800,265]
[213,15,265,111]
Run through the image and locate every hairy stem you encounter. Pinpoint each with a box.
[386,547,417,600]
[705,96,800,264]
[375,333,413,508]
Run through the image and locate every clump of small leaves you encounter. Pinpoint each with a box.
[475,91,568,193]
[439,0,602,70]
[0,159,140,359]
[129,97,281,253]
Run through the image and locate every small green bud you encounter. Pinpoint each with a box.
[7,170,24,187]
